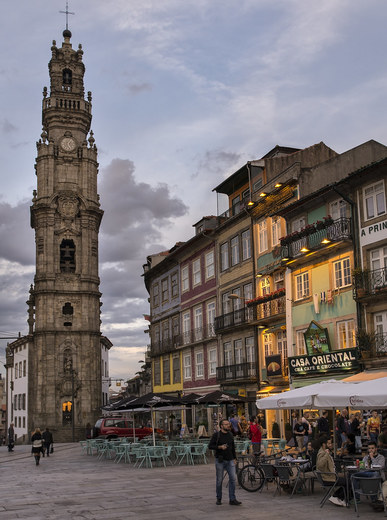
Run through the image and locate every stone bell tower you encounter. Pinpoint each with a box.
[21,28,112,441]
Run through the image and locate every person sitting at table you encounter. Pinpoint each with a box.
[352,442,385,509]
[341,433,357,457]
[316,436,347,507]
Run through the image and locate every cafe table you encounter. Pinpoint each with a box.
[344,463,383,506]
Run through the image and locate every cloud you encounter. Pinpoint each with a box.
[0,201,35,265]
[127,82,152,95]
[2,119,17,134]
[193,149,242,180]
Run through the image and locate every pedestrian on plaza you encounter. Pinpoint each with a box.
[238,415,249,437]
[337,409,349,448]
[317,410,330,436]
[85,422,92,439]
[293,416,308,452]
[208,418,242,506]
[367,410,381,444]
[350,412,364,453]
[7,423,15,452]
[249,416,262,455]
[42,428,53,457]
[229,414,239,436]
[31,428,43,466]
[378,423,387,449]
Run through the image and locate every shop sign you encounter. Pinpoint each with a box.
[304,320,331,356]
[288,347,359,377]
[360,218,387,247]
[265,354,282,377]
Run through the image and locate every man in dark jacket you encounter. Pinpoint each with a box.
[317,411,330,436]
[208,419,241,506]
[42,428,53,457]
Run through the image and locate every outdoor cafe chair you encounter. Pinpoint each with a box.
[147,446,167,468]
[259,463,278,492]
[79,440,88,455]
[351,475,385,517]
[314,470,345,508]
[132,446,149,468]
[191,443,208,464]
[273,463,294,496]
[174,444,194,465]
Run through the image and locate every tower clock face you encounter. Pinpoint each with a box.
[61,137,76,152]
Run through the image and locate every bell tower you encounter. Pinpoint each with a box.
[24,28,112,441]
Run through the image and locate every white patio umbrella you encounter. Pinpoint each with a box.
[314,376,387,408]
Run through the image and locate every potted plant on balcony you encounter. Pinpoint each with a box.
[352,267,369,297]
[323,215,334,227]
[315,220,325,230]
[356,328,376,358]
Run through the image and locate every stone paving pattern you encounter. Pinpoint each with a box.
[0,443,380,519]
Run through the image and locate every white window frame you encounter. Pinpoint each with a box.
[330,199,348,220]
[364,181,386,221]
[183,354,192,380]
[195,350,204,378]
[152,283,159,307]
[230,236,240,266]
[220,242,229,271]
[194,306,203,341]
[245,336,255,363]
[171,272,179,298]
[241,229,251,260]
[258,220,268,253]
[161,278,169,302]
[295,272,310,300]
[208,348,217,376]
[181,266,189,292]
[333,257,351,288]
[205,250,215,279]
[234,339,243,364]
[192,258,201,287]
[337,319,355,349]
[271,217,281,247]
[223,341,232,366]
[206,301,216,337]
[264,333,273,358]
[182,312,191,344]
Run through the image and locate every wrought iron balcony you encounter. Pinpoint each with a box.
[216,362,256,382]
[151,324,217,355]
[255,296,286,320]
[353,267,387,300]
[214,308,252,333]
[281,217,352,259]
[376,332,387,355]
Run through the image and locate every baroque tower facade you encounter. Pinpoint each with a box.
[6,29,111,443]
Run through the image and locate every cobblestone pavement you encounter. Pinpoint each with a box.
[0,443,380,519]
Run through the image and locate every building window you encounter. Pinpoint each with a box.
[223,342,232,366]
[163,357,170,385]
[153,360,161,386]
[334,258,351,288]
[206,301,216,337]
[14,395,17,410]
[192,258,201,286]
[220,242,229,271]
[330,199,348,220]
[337,319,355,349]
[271,218,281,247]
[292,217,306,233]
[161,278,169,302]
[183,354,192,380]
[364,181,386,220]
[208,348,217,376]
[152,283,159,307]
[264,333,273,358]
[370,246,387,272]
[171,272,179,298]
[195,351,204,378]
[205,251,215,279]
[173,356,181,384]
[241,229,251,260]
[245,337,255,362]
[22,394,26,410]
[181,266,189,292]
[296,330,306,355]
[153,325,160,348]
[23,360,26,377]
[182,312,191,344]
[295,272,310,300]
[277,330,288,372]
[222,292,232,314]
[172,316,180,342]
[194,306,203,341]
[243,283,253,301]
[234,339,243,364]
[258,220,268,253]
[230,236,240,266]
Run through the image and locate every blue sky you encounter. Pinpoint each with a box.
[1,0,387,382]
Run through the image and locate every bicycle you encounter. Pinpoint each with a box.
[238,447,293,492]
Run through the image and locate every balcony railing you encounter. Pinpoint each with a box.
[281,217,351,259]
[216,362,256,382]
[353,267,387,299]
[255,296,286,320]
[151,324,217,354]
[214,308,251,333]
[376,332,387,354]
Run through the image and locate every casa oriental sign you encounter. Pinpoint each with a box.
[288,347,360,377]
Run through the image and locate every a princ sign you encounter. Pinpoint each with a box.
[288,347,359,377]
[360,218,387,247]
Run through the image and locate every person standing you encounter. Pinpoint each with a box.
[337,409,349,448]
[350,412,363,453]
[249,416,262,455]
[229,414,239,436]
[208,419,242,506]
[7,423,15,452]
[31,428,43,466]
[293,416,308,452]
[367,410,381,444]
[42,428,53,457]
[317,411,330,436]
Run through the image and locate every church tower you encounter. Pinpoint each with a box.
[6,29,112,442]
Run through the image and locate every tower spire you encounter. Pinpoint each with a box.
[59,1,75,31]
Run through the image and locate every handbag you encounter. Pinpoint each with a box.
[50,445,54,453]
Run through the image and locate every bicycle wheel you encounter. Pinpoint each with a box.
[238,464,264,492]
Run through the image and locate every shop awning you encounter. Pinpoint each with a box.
[342,370,387,381]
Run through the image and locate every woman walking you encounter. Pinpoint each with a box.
[31,428,43,466]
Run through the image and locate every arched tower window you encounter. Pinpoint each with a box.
[62,69,72,92]
[60,239,76,273]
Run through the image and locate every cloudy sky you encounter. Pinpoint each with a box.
[1,0,387,384]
